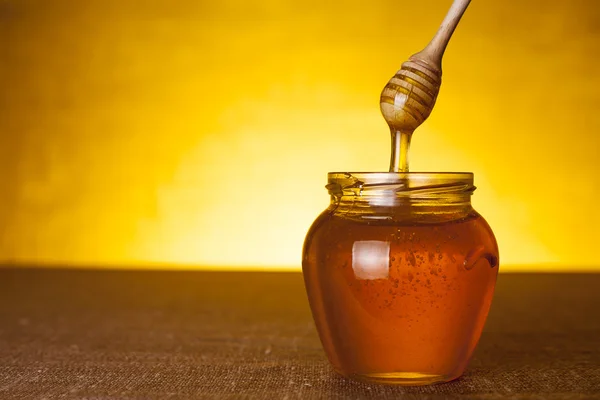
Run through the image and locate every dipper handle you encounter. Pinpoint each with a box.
[417,0,472,68]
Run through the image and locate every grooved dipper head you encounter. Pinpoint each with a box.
[380,56,442,133]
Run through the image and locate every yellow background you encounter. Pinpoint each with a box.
[1,0,598,271]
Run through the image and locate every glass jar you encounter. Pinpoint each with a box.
[302,172,499,385]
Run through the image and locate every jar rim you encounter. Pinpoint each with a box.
[326,172,475,198]
[328,172,473,181]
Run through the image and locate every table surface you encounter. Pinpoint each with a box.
[0,268,599,399]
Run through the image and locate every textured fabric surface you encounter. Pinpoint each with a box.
[0,269,599,399]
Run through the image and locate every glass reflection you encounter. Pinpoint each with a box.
[351,240,390,280]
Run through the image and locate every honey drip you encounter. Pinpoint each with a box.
[390,130,413,172]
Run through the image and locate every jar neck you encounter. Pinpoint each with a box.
[330,193,473,215]
[326,172,476,218]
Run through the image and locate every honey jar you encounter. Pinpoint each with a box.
[302,172,499,385]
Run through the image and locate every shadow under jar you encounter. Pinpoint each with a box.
[302,172,499,385]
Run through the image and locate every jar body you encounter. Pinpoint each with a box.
[302,173,499,385]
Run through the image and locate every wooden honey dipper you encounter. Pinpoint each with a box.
[380,0,472,172]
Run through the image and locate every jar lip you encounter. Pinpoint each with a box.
[328,172,473,179]
[326,172,475,197]
[328,172,473,185]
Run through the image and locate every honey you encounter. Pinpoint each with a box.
[302,173,499,385]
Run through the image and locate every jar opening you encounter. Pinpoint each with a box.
[326,172,475,199]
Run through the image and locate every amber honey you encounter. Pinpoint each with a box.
[302,173,499,385]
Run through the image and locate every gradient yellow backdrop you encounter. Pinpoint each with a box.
[1,0,599,271]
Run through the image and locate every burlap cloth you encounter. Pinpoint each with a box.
[1,269,598,399]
